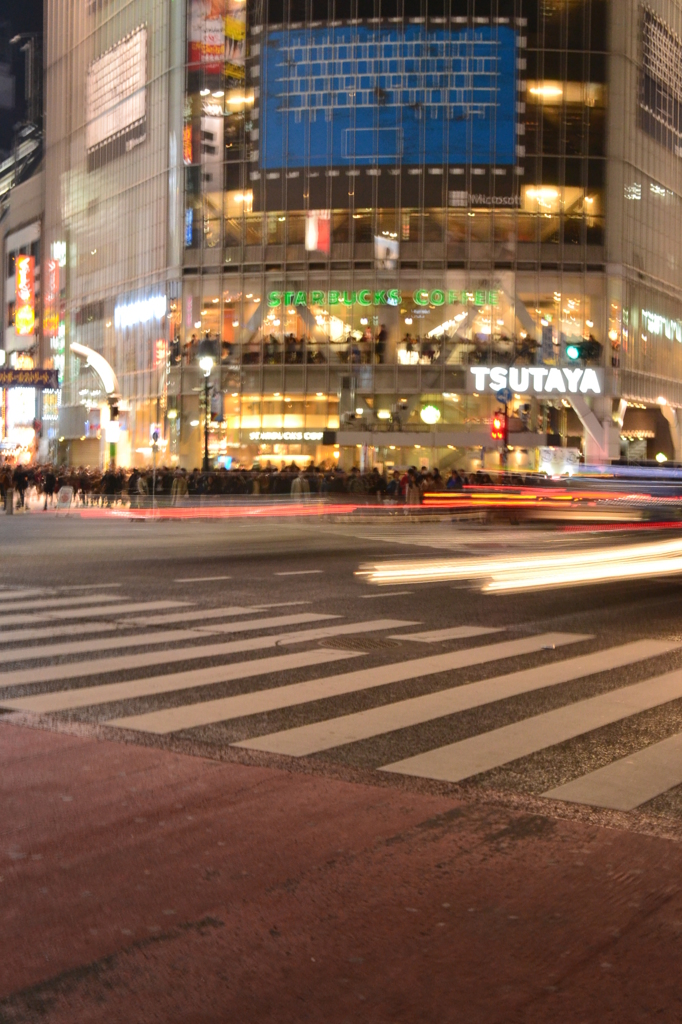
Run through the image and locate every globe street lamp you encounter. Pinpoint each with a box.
[197,340,214,472]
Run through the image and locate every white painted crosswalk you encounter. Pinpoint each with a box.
[6,583,682,817]
[2,648,361,714]
[235,640,673,757]
[0,617,407,690]
[1,600,190,626]
[0,612,333,663]
[543,733,682,810]
[381,666,682,784]
[109,633,581,735]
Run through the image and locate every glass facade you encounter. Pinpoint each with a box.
[42,0,682,468]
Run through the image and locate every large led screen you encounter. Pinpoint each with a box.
[261,24,517,170]
[85,27,147,171]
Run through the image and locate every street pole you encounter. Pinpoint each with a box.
[202,375,210,472]
[151,430,159,510]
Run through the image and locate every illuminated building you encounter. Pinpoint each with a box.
[41,1,682,469]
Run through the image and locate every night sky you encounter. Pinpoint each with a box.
[0,0,43,157]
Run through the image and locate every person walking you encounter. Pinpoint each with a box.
[43,467,57,509]
[13,466,27,508]
[171,469,188,505]
[291,470,310,501]
[405,469,421,506]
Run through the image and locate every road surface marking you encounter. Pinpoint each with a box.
[132,602,310,627]
[0,600,191,626]
[381,664,682,783]
[175,575,232,582]
[4,650,360,714]
[360,591,412,598]
[0,623,124,644]
[57,584,123,590]
[389,626,503,643]
[0,619,412,691]
[109,633,583,736]
[0,594,124,613]
[235,640,669,757]
[0,613,331,663]
[0,590,48,600]
[274,570,324,576]
[543,732,682,810]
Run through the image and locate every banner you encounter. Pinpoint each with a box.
[225,0,246,81]
[15,256,35,336]
[189,0,227,74]
[0,369,60,389]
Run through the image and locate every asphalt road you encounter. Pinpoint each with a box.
[3,513,682,1021]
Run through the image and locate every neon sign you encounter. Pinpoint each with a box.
[15,256,35,336]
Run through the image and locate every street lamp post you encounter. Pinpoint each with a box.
[198,344,214,472]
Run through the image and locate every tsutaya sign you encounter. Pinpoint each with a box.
[468,365,604,397]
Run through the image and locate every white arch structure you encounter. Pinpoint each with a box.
[70,341,120,398]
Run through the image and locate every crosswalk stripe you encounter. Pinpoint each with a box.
[0,623,124,645]
[0,590,48,600]
[1,600,191,626]
[388,626,503,643]
[0,613,340,687]
[0,594,124,612]
[130,602,309,627]
[58,584,123,590]
[543,733,682,810]
[2,649,361,714]
[107,632,582,736]
[235,639,670,757]
[380,663,682,784]
[0,613,331,663]
[175,575,231,582]
[0,619,413,697]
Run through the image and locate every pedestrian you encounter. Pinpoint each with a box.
[290,470,310,500]
[43,466,56,509]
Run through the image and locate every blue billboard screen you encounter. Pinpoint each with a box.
[261,24,517,169]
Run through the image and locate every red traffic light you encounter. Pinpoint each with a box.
[491,413,507,442]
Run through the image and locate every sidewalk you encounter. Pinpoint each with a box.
[1,720,680,1023]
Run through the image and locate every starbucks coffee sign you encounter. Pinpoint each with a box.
[468,365,604,397]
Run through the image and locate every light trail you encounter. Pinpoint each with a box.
[359,535,682,593]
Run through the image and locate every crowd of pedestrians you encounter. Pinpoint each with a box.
[0,461,520,509]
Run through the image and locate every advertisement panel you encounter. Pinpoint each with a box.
[189,0,245,79]
[261,24,517,169]
[189,0,226,73]
[85,27,147,171]
[15,256,35,336]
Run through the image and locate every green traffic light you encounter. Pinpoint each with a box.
[566,344,580,361]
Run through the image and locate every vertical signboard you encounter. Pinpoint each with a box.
[43,258,60,337]
[15,256,35,336]
[225,0,246,81]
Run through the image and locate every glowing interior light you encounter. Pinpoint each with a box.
[529,84,563,98]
